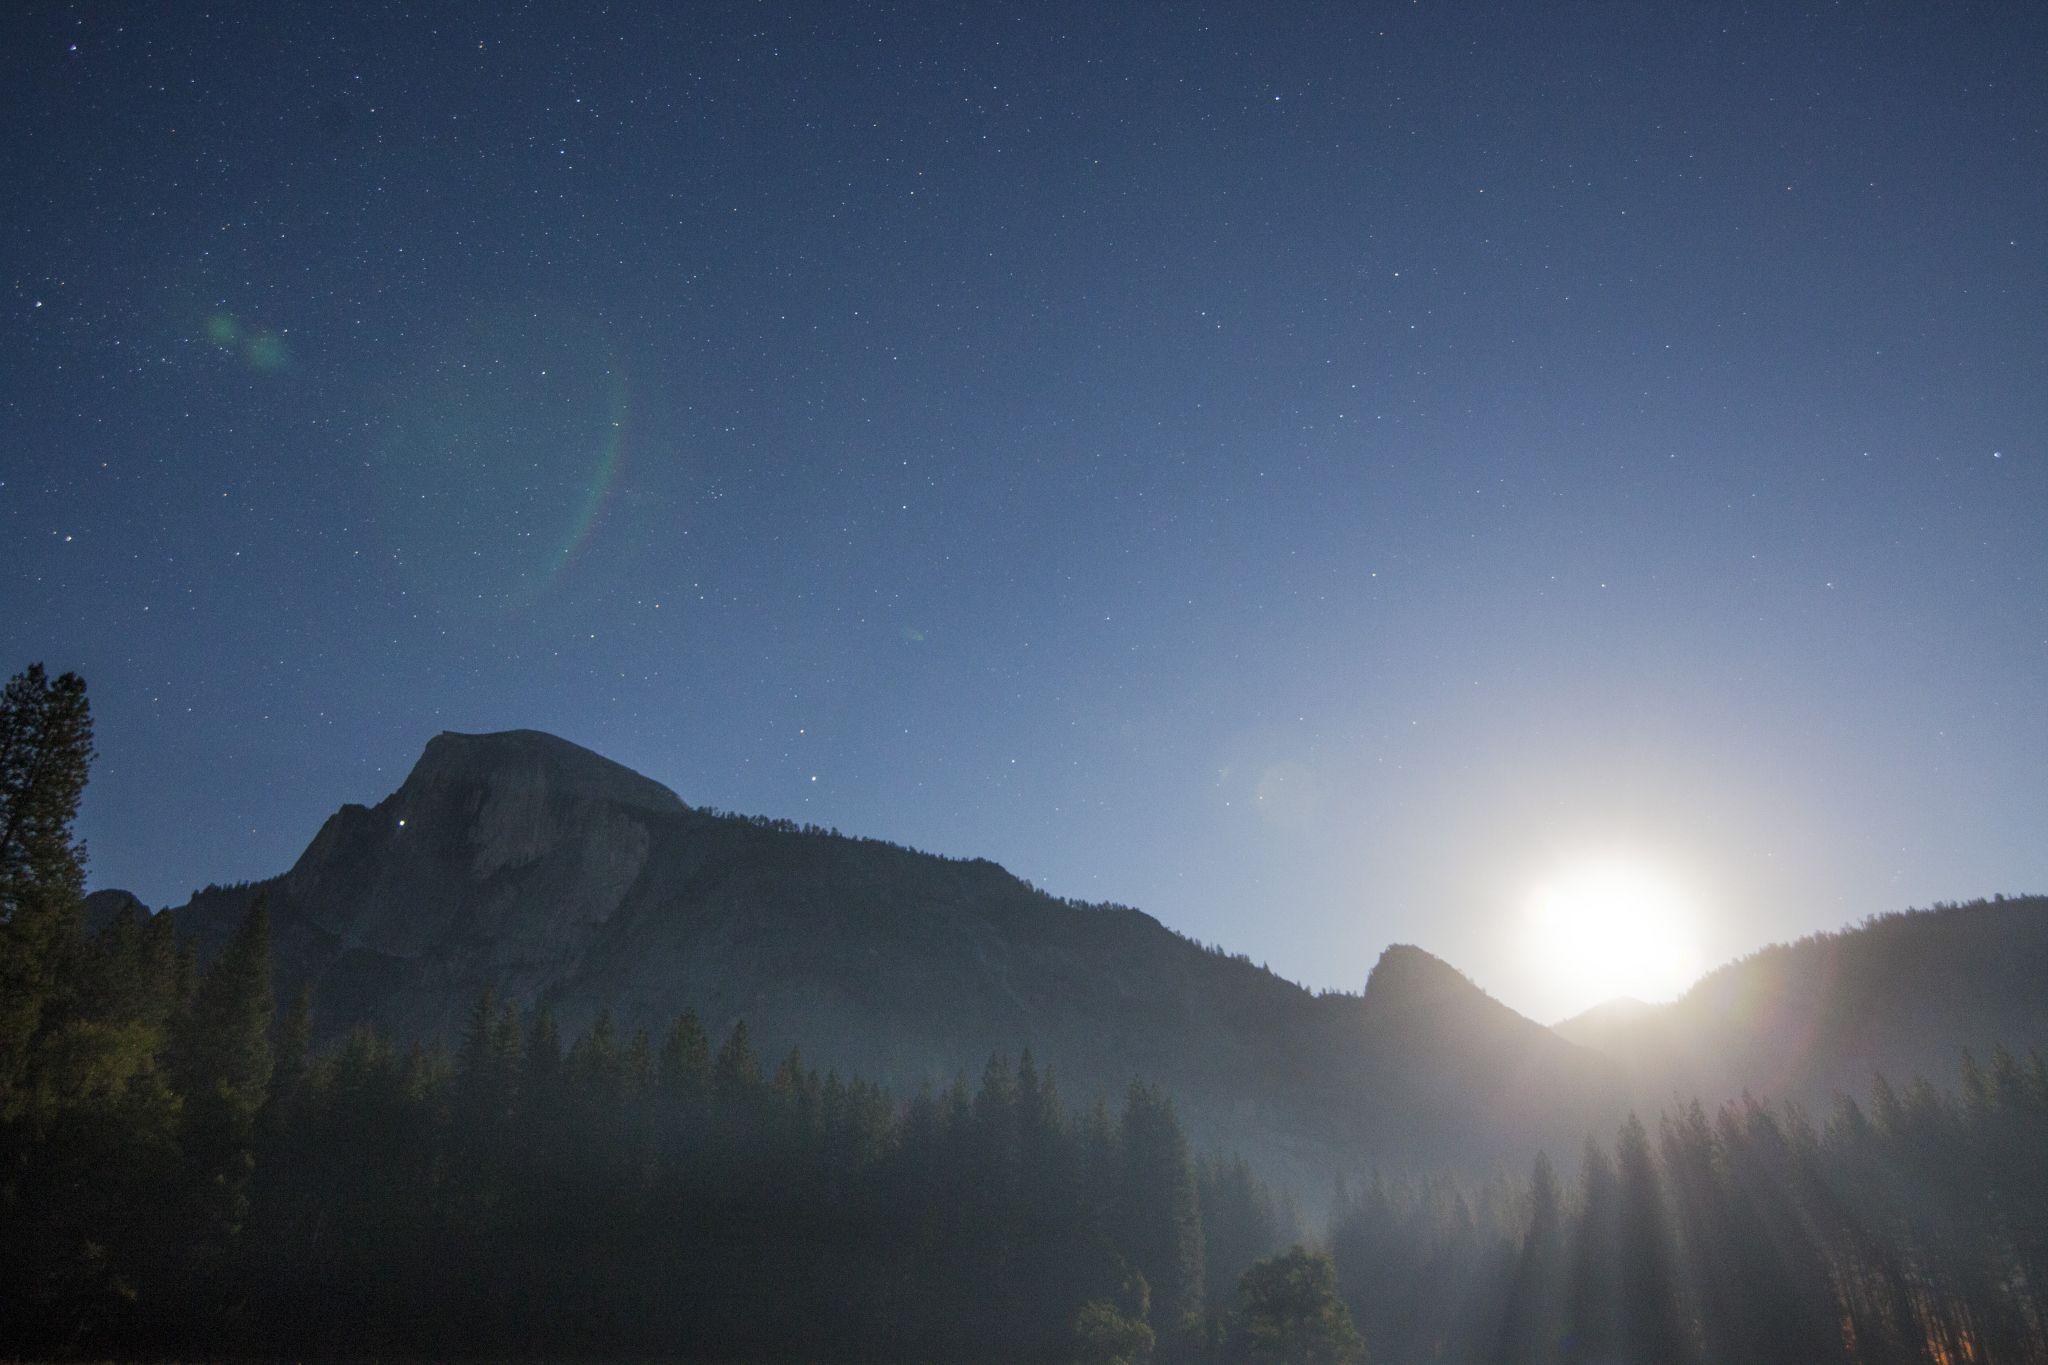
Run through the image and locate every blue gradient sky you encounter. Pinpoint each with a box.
[5,2,2043,1021]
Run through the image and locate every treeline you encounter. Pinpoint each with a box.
[3,895,1311,1360]
[1683,892,2047,1007]
[696,804,1181,931]
[1324,1055,2048,1362]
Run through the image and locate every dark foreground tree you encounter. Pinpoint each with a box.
[1230,1246,1366,1364]
[1121,1080,1206,1349]
[0,663,94,1106]
[1074,1292,1157,1364]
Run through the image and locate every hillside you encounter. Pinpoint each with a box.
[1557,896,2048,1109]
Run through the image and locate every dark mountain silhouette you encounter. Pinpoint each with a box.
[132,728,1623,1189]
[1556,895,2048,1110]
[82,887,147,936]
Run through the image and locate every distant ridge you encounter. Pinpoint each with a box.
[1558,896,2048,1109]
[1553,996,1654,1035]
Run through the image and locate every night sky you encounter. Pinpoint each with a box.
[5,3,2044,1022]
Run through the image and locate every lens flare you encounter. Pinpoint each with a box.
[549,373,629,577]
[364,311,630,614]
[202,312,288,371]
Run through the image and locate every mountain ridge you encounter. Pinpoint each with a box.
[1557,895,2048,1110]
[109,728,1626,1193]
[97,728,2048,1192]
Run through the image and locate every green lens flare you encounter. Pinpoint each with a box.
[549,373,629,576]
[203,313,288,371]
[244,332,288,371]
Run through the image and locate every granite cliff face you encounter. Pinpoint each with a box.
[146,730,1627,1189]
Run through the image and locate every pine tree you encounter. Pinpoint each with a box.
[658,1010,711,1101]
[1118,1081,1205,1344]
[0,663,94,1107]
[1566,1135,1620,1362]
[712,1018,761,1102]
[172,897,276,1137]
[1072,1295,1156,1365]
[524,1005,562,1093]
[268,985,313,1116]
[167,896,276,1321]
[624,1027,655,1098]
[458,986,502,1087]
[1719,1101,1853,1364]
[1200,1156,1281,1302]
[654,1010,712,1174]
[568,1009,622,1097]
[1613,1112,1689,1363]
[1230,1246,1366,1364]
[1014,1049,1065,1180]
[972,1052,1020,1206]
[710,1019,765,1191]
[1496,1151,1563,1363]
[0,664,94,918]
[769,1045,821,1163]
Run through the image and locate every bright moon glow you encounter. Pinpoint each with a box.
[1526,857,1703,1006]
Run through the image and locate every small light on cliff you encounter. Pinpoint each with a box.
[397,818,407,828]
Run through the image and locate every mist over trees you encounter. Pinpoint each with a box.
[1320,1063,2048,1363]
[4,899,1300,1359]
[4,662,2048,1363]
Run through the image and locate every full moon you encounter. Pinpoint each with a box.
[1525,857,1704,1007]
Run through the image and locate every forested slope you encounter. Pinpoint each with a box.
[1559,896,2048,1110]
